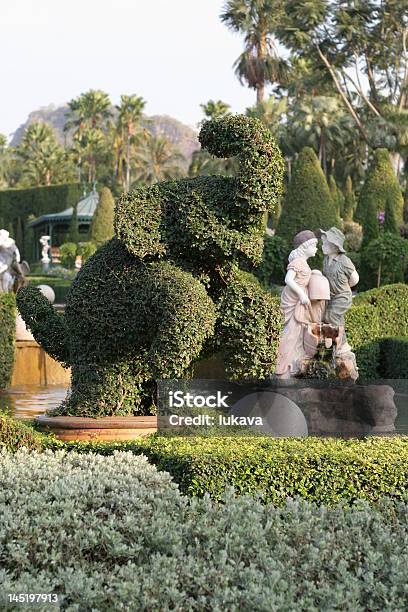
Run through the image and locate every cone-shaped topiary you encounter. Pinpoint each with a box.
[91,187,115,246]
[343,176,356,222]
[356,149,403,244]
[276,147,338,245]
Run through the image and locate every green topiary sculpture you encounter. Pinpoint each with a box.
[17,115,284,417]
[90,186,115,246]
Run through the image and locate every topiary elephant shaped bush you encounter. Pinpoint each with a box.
[17,115,284,417]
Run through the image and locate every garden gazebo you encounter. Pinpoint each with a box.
[28,188,99,260]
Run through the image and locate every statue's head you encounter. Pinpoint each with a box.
[290,230,318,261]
[320,227,346,256]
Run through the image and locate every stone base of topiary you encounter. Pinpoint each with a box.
[36,415,157,441]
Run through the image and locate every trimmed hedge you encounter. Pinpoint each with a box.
[0,413,45,452]
[346,284,408,379]
[1,449,407,610]
[0,293,16,389]
[60,436,408,506]
[0,183,82,261]
[27,275,72,304]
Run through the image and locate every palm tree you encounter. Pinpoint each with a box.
[220,0,288,103]
[65,89,112,182]
[0,134,13,188]
[288,96,347,176]
[116,94,147,191]
[134,135,185,186]
[16,122,75,186]
[200,100,231,121]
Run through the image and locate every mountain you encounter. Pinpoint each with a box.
[10,104,200,167]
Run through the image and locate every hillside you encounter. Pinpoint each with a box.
[10,104,200,166]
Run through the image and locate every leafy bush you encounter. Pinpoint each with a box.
[63,436,408,506]
[343,220,362,252]
[380,337,408,378]
[276,147,338,244]
[0,413,46,451]
[0,293,16,389]
[59,242,77,269]
[1,449,407,611]
[359,232,408,289]
[77,241,97,263]
[255,234,289,286]
[347,284,408,378]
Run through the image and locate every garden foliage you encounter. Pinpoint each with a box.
[0,183,82,261]
[347,283,408,378]
[276,147,338,245]
[1,449,407,611]
[90,186,115,245]
[17,115,285,416]
[356,149,403,245]
[0,293,16,389]
[0,414,45,451]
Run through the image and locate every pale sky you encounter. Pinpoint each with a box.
[1,0,259,140]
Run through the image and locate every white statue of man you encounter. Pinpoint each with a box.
[321,227,359,354]
[0,229,22,292]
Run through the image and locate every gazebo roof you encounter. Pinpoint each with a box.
[29,189,99,228]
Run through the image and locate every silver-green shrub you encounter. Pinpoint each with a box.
[0,450,407,611]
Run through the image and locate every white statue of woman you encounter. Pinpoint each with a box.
[275,230,323,378]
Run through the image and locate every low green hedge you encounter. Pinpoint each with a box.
[0,413,46,452]
[61,435,408,506]
[1,449,407,611]
[346,284,408,379]
[0,293,16,389]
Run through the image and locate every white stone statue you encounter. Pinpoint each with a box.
[0,229,24,292]
[275,230,327,378]
[321,227,359,353]
[40,235,51,263]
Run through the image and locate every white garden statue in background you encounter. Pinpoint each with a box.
[0,229,25,292]
[40,235,51,272]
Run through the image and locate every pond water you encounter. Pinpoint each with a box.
[0,385,68,420]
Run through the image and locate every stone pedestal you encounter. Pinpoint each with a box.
[276,384,396,436]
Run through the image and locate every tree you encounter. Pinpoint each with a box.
[357,148,403,244]
[16,123,74,186]
[65,90,112,183]
[200,100,231,121]
[91,187,115,246]
[0,134,13,189]
[278,0,408,152]
[343,176,356,222]
[221,0,288,103]
[134,136,185,186]
[116,94,146,192]
[276,147,338,244]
